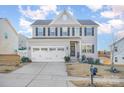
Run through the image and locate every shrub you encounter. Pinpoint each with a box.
[94,59,101,65]
[87,57,94,64]
[21,57,31,63]
[81,55,86,62]
[64,56,70,63]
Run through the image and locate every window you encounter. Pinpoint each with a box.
[35,27,45,36]
[115,57,118,62]
[33,48,40,52]
[58,48,64,51]
[4,32,8,39]
[63,15,67,21]
[62,27,68,36]
[49,48,56,51]
[84,27,94,36]
[114,47,118,52]
[75,27,80,36]
[41,48,47,51]
[50,27,55,36]
[82,44,94,53]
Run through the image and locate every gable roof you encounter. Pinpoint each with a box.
[31,19,98,26]
[0,18,18,36]
[111,37,124,46]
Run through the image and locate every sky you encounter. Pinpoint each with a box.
[0,5,124,51]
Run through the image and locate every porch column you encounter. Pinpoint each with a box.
[79,40,82,59]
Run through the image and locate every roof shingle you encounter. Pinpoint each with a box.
[31,20,98,26]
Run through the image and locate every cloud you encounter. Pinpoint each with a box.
[98,22,112,34]
[19,5,58,20]
[18,5,59,37]
[67,7,74,15]
[86,5,103,12]
[100,11,120,18]
[108,19,124,29]
[100,5,124,19]
[19,17,32,29]
[116,30,124,40]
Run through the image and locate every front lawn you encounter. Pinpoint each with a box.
[66,63,124,78]
[66,63,124,87]
[71,80,124,87]
[0,63,28,73]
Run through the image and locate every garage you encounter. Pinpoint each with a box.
[31,46,66,62]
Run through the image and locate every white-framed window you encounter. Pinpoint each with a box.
[33,48,40,52]
[49,48,56,51]
[115,57,118,62]
[41,48,48,51]
[58,48,64,51]
[82,44,94,53]
[114,47,118,52]
[85,27,94,36]
[75,27,80,36]
[50,27,55,36]
[62,27,68,36]
[63,14,67,21]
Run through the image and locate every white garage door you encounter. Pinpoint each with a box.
[31,46,66,62]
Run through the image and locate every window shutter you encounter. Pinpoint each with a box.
[60,27,62,36]
[48,27,50,36]
[55,27,58,36]
[43,27,45,36]
[80,27,82,36]
[84,27,86,36]
[36,27,38,36]
[92,45,94,53]
[92,27,94,36]
[68,27,70,36]
[72,27,75,36]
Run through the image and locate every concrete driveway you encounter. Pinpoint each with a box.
[0,62,68,87]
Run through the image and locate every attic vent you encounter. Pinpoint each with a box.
[63,15,67,21]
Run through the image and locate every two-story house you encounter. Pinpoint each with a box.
[111,37,124,65]
[28,10,99,62]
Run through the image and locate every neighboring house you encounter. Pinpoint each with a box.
[0,18,18,54]
[98,51,111,65]
[28,10,99,62]
[98,51,111,58]
[18,33,28,50]
[111,37,124,65]
[18,34,28,58]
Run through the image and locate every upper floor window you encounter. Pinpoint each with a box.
[75,27,80,36]
[114,47,118,52]
[62,27,68,36]
[35,27,45,36]
[50,27,55,36]
[84,27,94,36]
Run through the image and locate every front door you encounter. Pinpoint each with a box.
[70,41,75,57]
